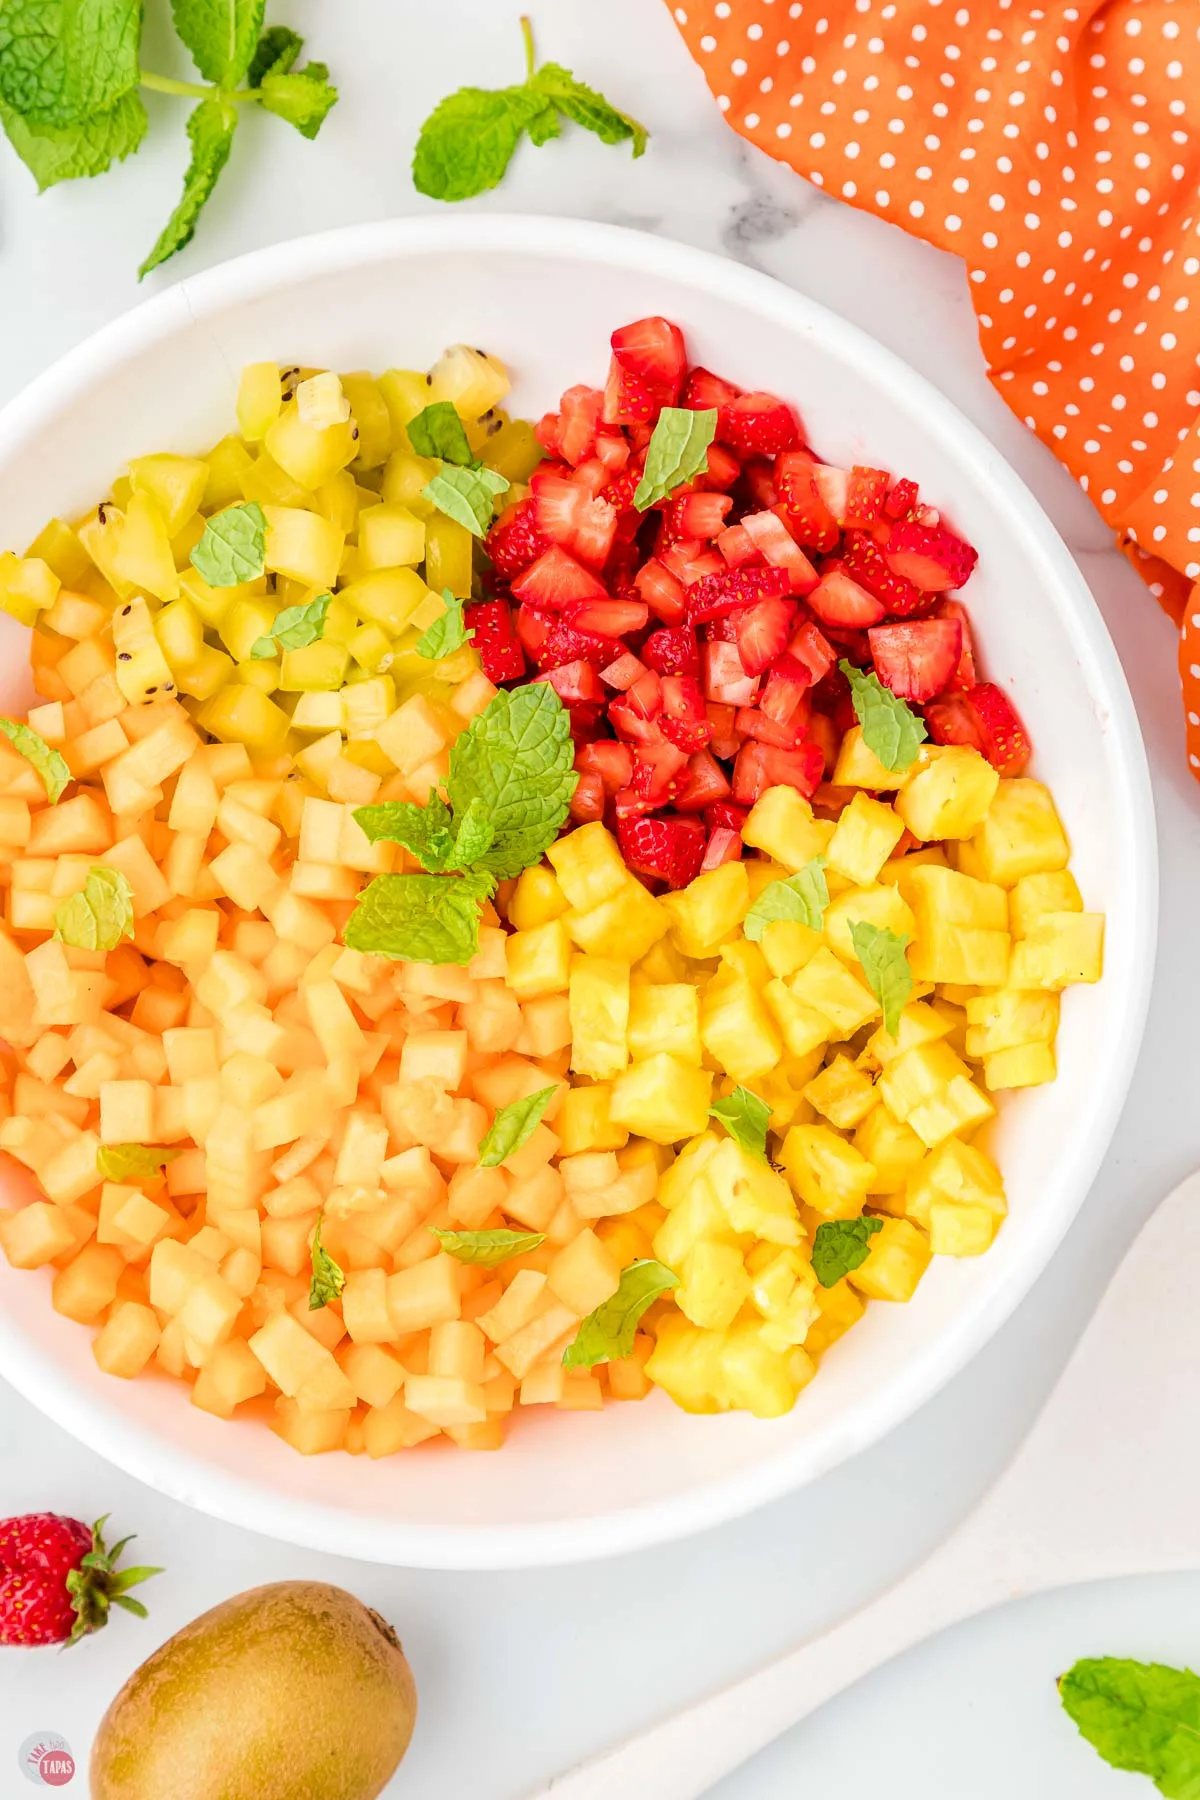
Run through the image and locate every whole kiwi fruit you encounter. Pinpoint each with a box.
[89,1580,417,1800]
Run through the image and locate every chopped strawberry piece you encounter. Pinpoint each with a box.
[659,674,713,752]
[885,520,978,593]
[615,742,691,816]
[609,672,665,744]
[535,659,606,708]
[617,813,706,888]
[694,443,742,491]
[675,749,734,812]
[556,386,604,466]
[660,539,725,586]
[774,452,840,552]
[568,704,605,748]
[868,618,963,703]
[740,510,820,593]
[735,706,805,749]
[840,531,927,618]
[702,639,761,706]
[544,621,623,668]
[533,476,618,569]
[964,682,1031,775]
[511,545,608,608]
[571,458,614,499]
[811,463,851,526]
[681,366,740,410]
[764,742,824,799]
[717,522,761,568]
[884,477,920,520]
[593,431,631,474]
[701,826,744,872]
[742,458,779,511]
[806,712,840,776]
[687,565,792,623]
[599,652,648,691]
[576,739,634,794]
[845,466,891,527]
[661,492,733,542]
[603,356,659,427]
[933,598,977,691]
[718,392,801,457]
[735,595,798,676]
[925,694,987,754]
[562,598,648,637]
[705,702,742,760]
[807,566,887,628]
[611,316,687,401]
[642,625,700,678]
[787,617,837,686]
[635,558,688,626]
[760,655,814,732]
[731,740,772,805]
[463,601,526,684]
[485,499,549,578]
[704,799,748,831]
[535,412,563,458]
[513,602,553,663]
[569,769,607,823]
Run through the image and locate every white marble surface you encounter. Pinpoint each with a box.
[1,2,1197,1795]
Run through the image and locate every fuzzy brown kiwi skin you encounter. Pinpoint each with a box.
[89,1581,417,1800]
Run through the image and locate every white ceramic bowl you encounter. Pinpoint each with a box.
[0,217,1155,1568]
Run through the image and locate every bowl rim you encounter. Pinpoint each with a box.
[0,213,1157,1568]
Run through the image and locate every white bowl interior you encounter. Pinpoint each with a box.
[0,219,1154,1566]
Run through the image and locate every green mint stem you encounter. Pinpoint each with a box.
[140,72,260,104]
[520,15,536,80]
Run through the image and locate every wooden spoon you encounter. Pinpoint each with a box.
[527,1168,1200,1799]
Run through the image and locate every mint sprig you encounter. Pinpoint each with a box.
[709,1086,772,1163]
[308,1213,345,1310]
[849,920,912,1037]
[96,1144,183,1183]
[0,716,71,802]
[634,408,717,510]
[423,464,509,539]
[840,658,927,772]
[343,870,495,966]
[415,590,474,661]
[430,1227,546,1268]
[54,866,135,953]
[191,501,266,587]
[562,1260,679,1370]
[1059,1656,1200,1794]
[478,1086,556,1168]
[407,403,474,466]
[413,15,647,203]
[811,1216,882,1287]
[250,591,331,659]
[744,859,829,942]
[0,3,338,273]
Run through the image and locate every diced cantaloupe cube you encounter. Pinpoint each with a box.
[339,1341,405,1409]
[52,1243,123,1322]
[192,1338,268,1418]
[92,1301,161,1378]
[0,1200,77,1268]
[386,1253,461,1333]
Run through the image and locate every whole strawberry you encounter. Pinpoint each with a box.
[0,1513,161,1648]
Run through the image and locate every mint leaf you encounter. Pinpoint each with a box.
[259,61,337,140]
[525,102,560,147]
[563,1260,679,1370]
[96,1144,183,1182]
[429,1227,546,1268]
[190,500,266,587]
[709,1085,772,1163]
[139,95,237,279]
[412,84,548,203]
[478,1085,556,1168]
[415,589,473,661]
[634,407,717,510]
[0,0,143,127]
[446,682,577,880]
[811,1216,882,1287]
[308,1214,344,1310]
[353,792,455,871]
[0,717,70,802]
[246,23,300,85]
[744,858,828,942]
[840,658,927,772]
[407,403,474,466]
[342,870,493,965]
[1060,1657,1200,1796]
[250,590,330,658]
[447,797,494,871]
[423,463,509,538]
[54,866,134,952]
[530,62,647,156]
[0,88,145,189]
[850,920,912,1036]
[170,0,264,85]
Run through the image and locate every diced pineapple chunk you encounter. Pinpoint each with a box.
[905,1138,1007,1228]
[804,1053,877,1129]
[700,978,782,1083]
[826,792,906,885]
[1008,869,1083,937]
[832,727,908,791]
[897,745,999,842]
[781,1123,875,1218]
[1007,912,1104,989]
[928,1201,996,1256]
[970,779,1070,886]
[568,956,630,1080]
[565,880,670,964]
[628,982,702,1062]
[660,861,750,957]
[742,785,835,870]
[790,947,880,1035]
[609,1054,713,1145]
[846,1216,931,1300]
[547,823,629,911]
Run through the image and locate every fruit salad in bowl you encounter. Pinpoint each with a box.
[0,218,1151,1565]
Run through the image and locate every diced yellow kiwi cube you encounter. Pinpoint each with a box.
[984,1041,1058,1089]
[781,1123,876,1218]
[548,822,629,910]
[237,362,282,440]
[153,596,205,671]
[425,514,474,599]
[198,683,291,757]
[1007,912,1104,989]
[970,779,1070,886]
[832,726,909,791]
[218,595,278,662]
[700,978,782,1083]
[262,505,344,589]
[25,517,89,586]
[677,1240,749,1331]
[790,947,880,1035]
[128,453,208,538]
[609,1054,714,1145]
[204,436,255,510]
[279,641,351,693]
[742,785,835,869]
[265,404,357,491]
[428,343,510,419]
[113,489,179,601]
[928,1201,996,1256]
[357,504,426,570]
[381,448,439,514]
[339,373,393,468]
[826,791,906,885]
[482,418,543,482]
[341,567,428,635]
[504,920,572,998]
[507,865,569,931]
[628,982,702,1062]
[346,622,394,675]
[660,860,750,957]
[1009,869,1083,937]
[847,1216,930,1301]
[0,552,57,625]
[568,955,630,1080]
[896,745,999,841]
[804,1053,877,1129]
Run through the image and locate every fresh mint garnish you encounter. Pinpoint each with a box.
[744,858,829,942]
[170,0,264,87]
[709,1086,772,1163]
[308,1213,345,1310]
[811,1216,883,1287]
[250,590,331,658]
[430,1227,546,1268]
[446,681,577,879]
[54,866,135,953]
[190,501,267,587]
[422,463,509,538]
[413,16,646,204]
[562,1260,679,1370]
[849,920,912,1036]
[0,717,70,802]
[1059,1656,1200,1795]
[415,589,474,660]
[840,658,927,772]
[634,407,717,510]
[478,1086,556,1168]
[96,1144,183,1182]
[407,403,474,466]
[342,869,495,966]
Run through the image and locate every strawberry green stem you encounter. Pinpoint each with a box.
[63,1516,163,1648]
[520,15,537,81]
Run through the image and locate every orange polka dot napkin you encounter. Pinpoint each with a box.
[667,0,1200,773]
